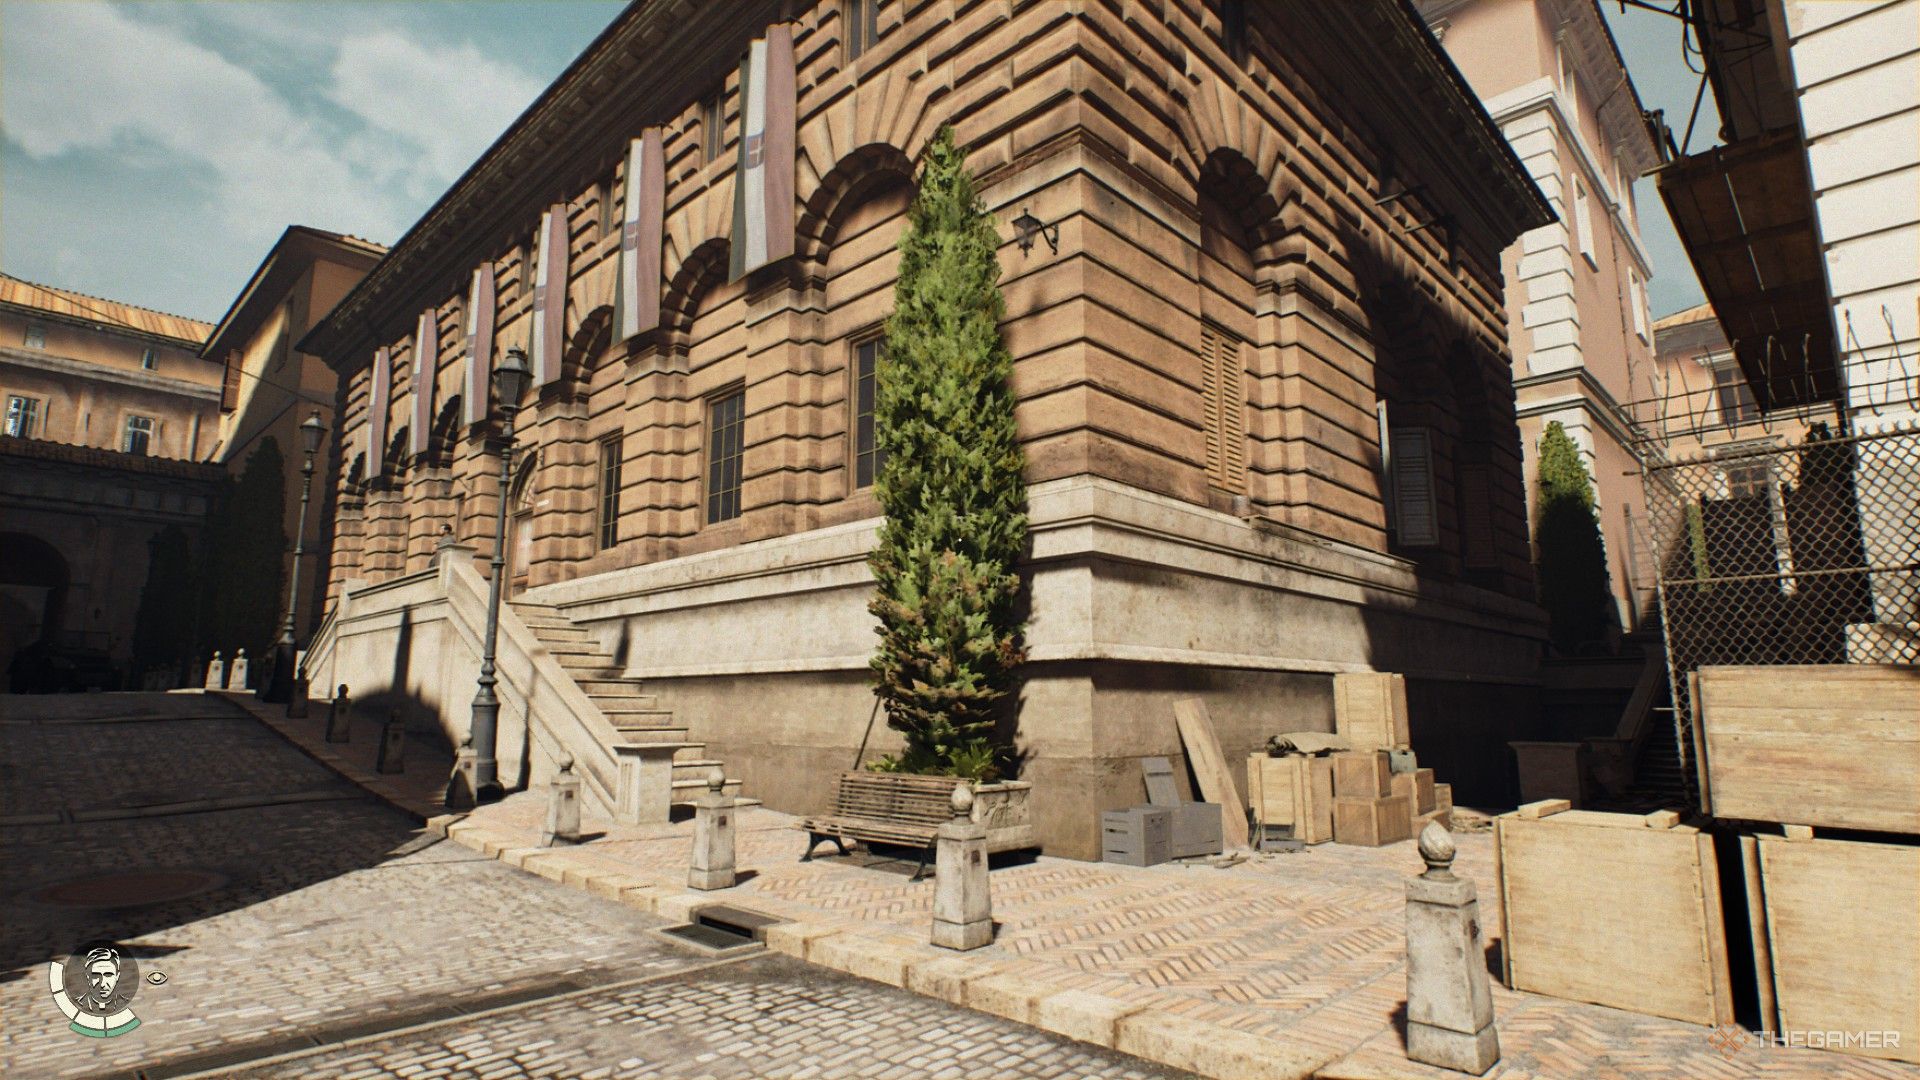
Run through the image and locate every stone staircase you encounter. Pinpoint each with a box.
[511,599,752,809]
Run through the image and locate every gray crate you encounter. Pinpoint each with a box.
[1101,806,1171,867]
[1168,802,1223,858]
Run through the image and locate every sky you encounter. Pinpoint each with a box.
[2,0,1713,326]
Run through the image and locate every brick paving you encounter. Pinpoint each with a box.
[229,953,1186,1080]
[453,791,1920,1080]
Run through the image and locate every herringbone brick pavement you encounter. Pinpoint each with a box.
[456,791,1920,1080]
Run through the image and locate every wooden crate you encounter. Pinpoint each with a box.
[1331,750,1392,798]
[1102,807,1171,867]
[1696,665,1920,834]
[1745,834,1919,1063]
[1333,672,1410,751]
[1496,802,1734,1026]
[1246,753,1334,844]
[1390,767,1435,814]
[1333,793,1411,847]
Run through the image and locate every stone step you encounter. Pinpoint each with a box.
[555,654,620,672]
[527,625,592,642]
[670,777,743,795]
[543,640,605,656]
[589,693,659,711]
[672,758,725,775]
[578,679,648,696]
[602,707,677,726]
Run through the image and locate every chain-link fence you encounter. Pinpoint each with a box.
[1637,423,1920,803]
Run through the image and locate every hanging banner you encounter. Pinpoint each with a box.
[614,129,665,342]
[530,205,569,384]
[367,346,391,477]
[729,24,796,281]
[465,264,496,426]
[409,307,438,458]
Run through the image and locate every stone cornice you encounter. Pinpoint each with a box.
[1486,80,1656,277]
[0,433,226,482]
[1514,365,1650,451]
[0,346,222,401]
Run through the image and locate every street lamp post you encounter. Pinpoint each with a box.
[268,411,328,711]
[452,345,531,808]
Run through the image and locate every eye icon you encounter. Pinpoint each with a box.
[145,972,167,986]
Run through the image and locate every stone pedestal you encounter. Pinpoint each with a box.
[1405,821,1500,1074]
[447,740,480,811]
[324,685,353,743]
[540,755,583,847]
[689,769,738,890]
[204,653,224,691]
[227,650,249,691]
[287,650,310,718]
[376,709,406,774]
[932,785,993,950]
[613,743,681,825]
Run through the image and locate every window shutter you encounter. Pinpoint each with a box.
[1390,426,1438,547]
[220,349,241,413]
[1200,324,1247,491]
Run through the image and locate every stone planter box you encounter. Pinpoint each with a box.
[970,779,1037,853]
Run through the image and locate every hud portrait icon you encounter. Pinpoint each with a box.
[49,941,142,1037]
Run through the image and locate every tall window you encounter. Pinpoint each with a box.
[702,88,725,163]
[123,414,155,456]
[23,324,46,349]
[141,347,157,370]
[1573,179,1596,267]
[706,389,745,523]
[600,179,619,240]
[853,337,886,488]
[5,395,40,438]
[1199,323,1247,491]
[1220,0,1247,64]
[1713,364,1759,425]
[845,0,878,60]
[597,435,622,549]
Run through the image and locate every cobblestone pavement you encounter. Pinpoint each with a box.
[456,791,1920,1080]
[228,953,1184,1080]
[0,694,1185,1080]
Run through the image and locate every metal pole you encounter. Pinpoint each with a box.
[468,403,516,800]
[283,450,317,715]
[268,446,317,703]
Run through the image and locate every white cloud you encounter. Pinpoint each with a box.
[327,30,546,183]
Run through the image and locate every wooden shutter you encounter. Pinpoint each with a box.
[367,347,391,478]
[220,349,242,413]
[1200,324,1247,491]
[1459,461,1497,569]
[1390,427,1438,547]
[410,307,437,459]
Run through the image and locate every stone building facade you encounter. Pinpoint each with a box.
[304,0,1553,856]
[1418,0,1663,639]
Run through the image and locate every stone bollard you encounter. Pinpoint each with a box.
[376,708,406,774]
[204,652,225,691]
[540,754,584,847]
[287,653,310,719]
[227,649,249,691]
[688,768,738,890]
[1405,821,1500,1074]
[447,737,480,811]
[931,784,992,950]
[324,685,353,743]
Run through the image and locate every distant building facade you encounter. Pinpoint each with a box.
[302,0,1555,854]
[201,227,385,646]
[0,275,223,686]
[1418,0,1664,638]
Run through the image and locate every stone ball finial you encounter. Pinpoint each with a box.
[337,684,349,698]
[1418,820,1456,879]
[558,752,574,774]
[236,648,246,658]
[950,783,974,820]
[212,650,222,660]
[707,767,726,793]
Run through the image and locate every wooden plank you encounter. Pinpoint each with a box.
[1142,756,1181,807]
[1689,671,1712,817]
[1739,835,1779,1034]
[1755,835,1920,1063]
[1173,698,1249,850]
[1516,799,1570,819]
[1696,665,1920,833]
[1696,832,1736,1029]
[1497,811,1734,1025]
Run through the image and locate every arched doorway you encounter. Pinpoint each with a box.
[1,531,71,690]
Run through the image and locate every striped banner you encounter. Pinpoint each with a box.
[729,24,796,281]
[614,129,665,342]
[367,346,391,477]
[409,307,437,458]
[530,204,569,385]
[465,264,496,426]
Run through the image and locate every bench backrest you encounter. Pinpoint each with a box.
[834,771,962,826]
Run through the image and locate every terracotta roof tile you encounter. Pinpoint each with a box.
[0,272,214,344]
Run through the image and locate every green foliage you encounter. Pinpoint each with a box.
[198,437,288,672]
[1533,421,1615,654]
[867,126,1028,782]
[131,525,197,680]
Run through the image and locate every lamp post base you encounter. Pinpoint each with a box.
[446,744,505,810]
[262,640,296,704]
[287,674,310,718]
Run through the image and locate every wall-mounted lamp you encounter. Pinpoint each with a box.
[1011,208,1059,257]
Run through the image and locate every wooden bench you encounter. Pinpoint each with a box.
[799,771,963,880]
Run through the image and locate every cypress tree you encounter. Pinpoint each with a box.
[1533,421,1614,654]
[867,126,1028,780]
